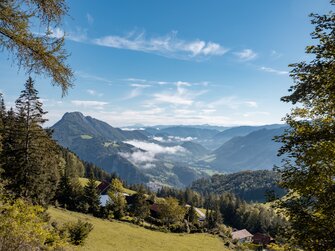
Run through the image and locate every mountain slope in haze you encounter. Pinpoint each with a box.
[145,126,220,140]
[206,127,287,172]
[191,170,286,202]
[181,141,210,157]
[212,124,285,147]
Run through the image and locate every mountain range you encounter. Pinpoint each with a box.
[51,112,287,188]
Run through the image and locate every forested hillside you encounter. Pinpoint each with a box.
[191,170,286,202]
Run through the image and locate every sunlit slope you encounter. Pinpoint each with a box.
[48,207,228,251]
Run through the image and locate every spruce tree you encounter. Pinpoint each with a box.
[107,178,127,219]
[185,205,198,224]
[130,188,150,221]
[2,77,61,205]
[83,174,100,215]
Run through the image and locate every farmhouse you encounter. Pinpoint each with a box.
[231,229,253,243]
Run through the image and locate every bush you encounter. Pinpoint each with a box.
[66,220,93,245]
[169,222,187,233]
[0,197,66,251]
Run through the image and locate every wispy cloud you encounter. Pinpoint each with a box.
[93,31,228,60]
[259,66,288,75]
[235,49,257,61]
[243,111,270,118]
[153,136,196,143]
[125,84,151,99]
[49,28,87,42]
[208,96,258,110]
[270,50,282,59]
[86,13,94,25]
[151,81,207,106]
[76,71,113,84]
[86,89,103,97]
[71,100,108,109]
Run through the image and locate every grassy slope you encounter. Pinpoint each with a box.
[49,207,228,251]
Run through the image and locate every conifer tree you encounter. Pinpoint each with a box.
[107,178,127,219]
[83,174,100,215]
[185,204,198,224]
[2,77,61,205]
[56,174,83,211]
[130,188,150,221]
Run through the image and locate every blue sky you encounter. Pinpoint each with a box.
[0,0,332,127]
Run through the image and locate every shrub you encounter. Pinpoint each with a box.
[66,220,93,245]
[0,198,66,251]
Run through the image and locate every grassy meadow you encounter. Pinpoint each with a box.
[48,207,228,251]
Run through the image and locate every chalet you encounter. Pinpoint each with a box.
[97,181,130,206]
[252,233,274,246]
[185,204,206,221]
[96,180,110,195]
[231,229,253,243]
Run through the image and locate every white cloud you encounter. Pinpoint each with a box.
[71,100,108,110]
[260,66,288,75]
[244,101,258,108]
[208,96,257,110]
[151,81,207,106]
[153,93,194,105]
[76,71,113,84]
[125,84,151,99]
[235,49,257,61]
[270,50,282,59]
[86,13,94,25]
[243,111,270,118]
[49,28,64,39]
[125,140,186,155]
[49,28,87,42]
[153,136,196,143]
[121,140,187,168]
[86,89,103,97]
[93,31,228,60]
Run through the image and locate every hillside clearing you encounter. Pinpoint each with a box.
[48,207,228,251]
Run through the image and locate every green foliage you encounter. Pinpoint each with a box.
[107,191,127,220]
[0,0,73,94]
[56,174,84,211]
[0,184,66,250]
[1,78,61,205]
[185,205,199,224]
[191,170,286,202]
[129,188,150,221]
[157,186,203,207]
[65,220,93,246]
[83,175,100,215]
[276,2,335,249]
[110,178,124,192]
[61,148,85,178]
[158,197,186,226]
